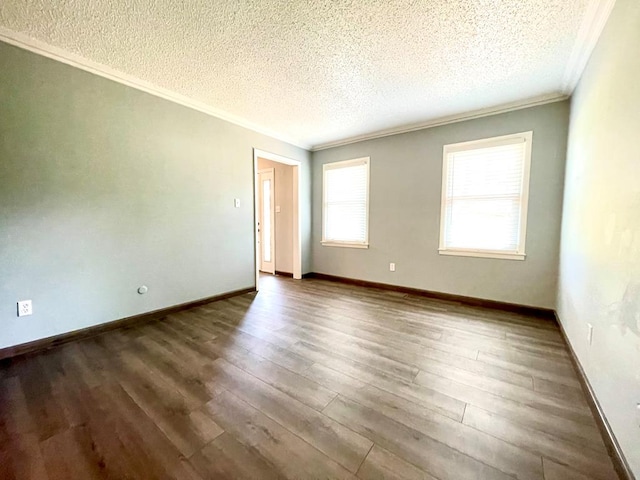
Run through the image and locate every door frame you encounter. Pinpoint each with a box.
[257,168,276,274]
[253,149,302,291]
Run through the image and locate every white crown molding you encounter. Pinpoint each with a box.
[0,27,311,151]
[1,25,586,154]
[561,0,617,94]
[311,93,569,151]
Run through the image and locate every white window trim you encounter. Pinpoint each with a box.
[438,131,533,261]
[322,157,370,248]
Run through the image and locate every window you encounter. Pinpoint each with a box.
[322,157,370,248]
[439,132,532,260]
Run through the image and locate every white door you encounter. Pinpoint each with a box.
[258,168,275,274]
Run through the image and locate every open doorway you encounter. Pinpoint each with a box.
[253,149,302,291]
[257,167,275,274]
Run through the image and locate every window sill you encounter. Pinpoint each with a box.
[438,249,525,260]
[322,242,369,249]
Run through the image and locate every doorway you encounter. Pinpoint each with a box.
[253,149,302,291]
[257,168,275,274]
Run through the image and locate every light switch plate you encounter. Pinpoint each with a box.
[234,198,240,208]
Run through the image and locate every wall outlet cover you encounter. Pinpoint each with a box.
[17,300,32,317]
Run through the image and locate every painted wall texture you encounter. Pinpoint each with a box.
[0,41,311,349]
[312,102,569,309]
[257,158,294,274]
[557,0,640,474]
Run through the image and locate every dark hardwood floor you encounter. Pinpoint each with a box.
[0,275,617,479]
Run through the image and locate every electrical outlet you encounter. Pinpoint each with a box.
[17,300,32,317]
[389,263,396,272]
[587,323,594,345]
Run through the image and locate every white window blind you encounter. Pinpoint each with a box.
[322,157,370,247]
[439,132,532,260]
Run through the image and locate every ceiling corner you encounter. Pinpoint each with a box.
[0,27,311,151]
[561,0,617,94]
[310,93,570,152]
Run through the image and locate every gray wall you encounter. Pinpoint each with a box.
[0,41,311,350]
[312,102,569,308]
[257,158,294,274]
[557,0,640,474]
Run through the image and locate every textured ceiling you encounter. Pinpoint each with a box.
[1,0,599,149]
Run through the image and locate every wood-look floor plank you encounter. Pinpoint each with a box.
[479,348,577,378]
[542,457,596,480]
[356,445,438,480]
[0,433,48,480]
[207,313,299,349]
[215,328,305,370]
[343,384,544,480]
[201,357,373,473]
[248,338,315,374]
[40,427,108,480]
[286,328,421,382]
[323,395,515,480]
[144,322,219,368]
[189,432,284,480]
[99,382,204,480]
[0,275,617,479]
[40,380,191,480]
[268,292,473,339]
[380,306,552,343]
[413,370,606,452]
[202,389,357,479]
[303,362,368,395]
[476,351,582,388]
[279,313,478,360]
[505,331,569,353]
[125,337,222,408]
[284,321,534,389]
[439,330,570,363]
[462,405,615,480]
[290,340,466,421]
[206,339,337,411]
[116,350,223,457]
[532,376,589,405]
[417,361,594,424]
[41,343,103,394]
[74,338,121,386]
[436,317,563,344]
[0,375,36,437]
[15,355,69,442]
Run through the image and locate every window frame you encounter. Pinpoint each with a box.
[322,157,370,249]
[438,131,533,261]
